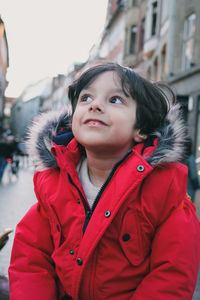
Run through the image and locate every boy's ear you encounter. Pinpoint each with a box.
[133,130,147,143]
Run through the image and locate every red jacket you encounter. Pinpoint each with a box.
[9,107,200,300]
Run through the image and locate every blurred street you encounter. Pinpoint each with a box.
[0,160,36,276]
[0,161,200,299]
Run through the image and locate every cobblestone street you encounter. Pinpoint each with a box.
[0,163,200,299]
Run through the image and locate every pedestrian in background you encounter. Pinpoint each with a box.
[0,141,10,182]
[0,137,23,181]
[9,63,200,300]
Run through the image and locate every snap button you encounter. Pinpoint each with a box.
[104,210,111,218]
[122,233,131,242]
[77,199,81,204]
[137,165,145,172]
[56,224,60,232]
[69,250,74,255]
[77,258,83,265]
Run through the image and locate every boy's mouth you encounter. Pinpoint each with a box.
[84,119,108,126]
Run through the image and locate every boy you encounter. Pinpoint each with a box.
[9,63,200,299]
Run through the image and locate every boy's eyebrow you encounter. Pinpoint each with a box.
[108,88,128,95]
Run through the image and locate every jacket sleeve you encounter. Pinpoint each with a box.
[8,202,61,300]
[131,168,200,300]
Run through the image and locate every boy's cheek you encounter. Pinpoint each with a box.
[71,118,76,136]
[71,116,81,141]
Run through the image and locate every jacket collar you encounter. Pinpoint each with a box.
[26,104,189,170]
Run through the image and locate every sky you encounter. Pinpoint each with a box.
[0,0,108,97]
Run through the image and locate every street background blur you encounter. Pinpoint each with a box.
[0,0,200,299]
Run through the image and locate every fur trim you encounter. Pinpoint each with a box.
[26,107,72,171]
[26,104,189,170]
[147,104,189,166]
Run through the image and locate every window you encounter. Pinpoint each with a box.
[147,67,152,81]
[124,27,129,56]
[182,13,196,70]
[139,18,145,50]
[161,44,167,78]
[153,57,158,80]
[130,25,138,54]
[176,95,189,121]
[151,1,158,36]
[132,0,138,7]
[118,0,124,7]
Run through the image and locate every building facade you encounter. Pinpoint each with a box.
[141,0,200,178]
[10,74,70,138]
[123,0,146,72]
[91,0,200,179]
[87,0,125,65]
[0,16,9,137]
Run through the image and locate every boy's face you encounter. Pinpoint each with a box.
[72,71,141,156]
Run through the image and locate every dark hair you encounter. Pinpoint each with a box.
[68,63,175,135]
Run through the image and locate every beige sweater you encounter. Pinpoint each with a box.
[77,158,101,208]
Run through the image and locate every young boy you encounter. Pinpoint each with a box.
[9,63,200,300]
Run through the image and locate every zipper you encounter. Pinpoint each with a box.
[90,150,132,212]
[68,149,133,233]
[67,173,90,214]
[68,174,93,233]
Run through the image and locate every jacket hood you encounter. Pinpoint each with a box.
[26,104,189,170]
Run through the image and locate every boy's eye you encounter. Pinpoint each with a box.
[80,95,92,102]
[110,96,123,104]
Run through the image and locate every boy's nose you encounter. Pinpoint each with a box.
[88,99,103,113]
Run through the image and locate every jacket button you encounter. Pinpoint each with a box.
[77,258,83,265]
[77,199,81,204]
[104,210,111,218]
[69,250,74,255]
[122,233,131,241]
[137,165,145,172]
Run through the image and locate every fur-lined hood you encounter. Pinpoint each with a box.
[26,105,189,170]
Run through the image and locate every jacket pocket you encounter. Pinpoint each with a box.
[52,241,77,297]
[119,209,148,266]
